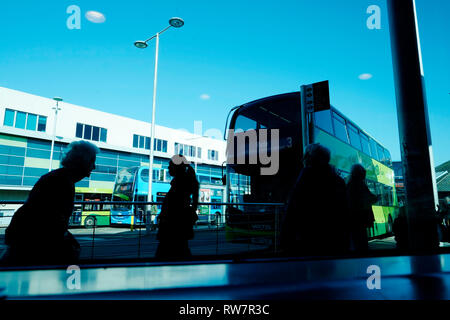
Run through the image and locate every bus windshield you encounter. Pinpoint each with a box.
[112,167,138,210]
[228,93,303,203]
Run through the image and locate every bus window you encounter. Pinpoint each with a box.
[156,196,165,210]
[234,114,257,132]
[141,169,149,182]
[75,194,83,201]
[314,109,333,134]
[211,177,222,185]
[369,139,380,161]
[199,175,210,184]
[384,149,392,167]
[332,112,349,143]
[367,180,377,198]
[158,169,165,182]
[382,185,391,207]
[360,133,371,156]
[377,144,385,164]
[347,123,362,151]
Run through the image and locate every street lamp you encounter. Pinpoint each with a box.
[135,17,184,232]
[49,97,63,172]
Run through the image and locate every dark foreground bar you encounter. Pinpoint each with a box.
[1,253,450,300]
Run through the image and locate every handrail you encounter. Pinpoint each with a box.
[0,201,285,206]
[0,201,285,264]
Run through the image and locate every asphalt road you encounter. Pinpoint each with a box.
[72,225,271,260]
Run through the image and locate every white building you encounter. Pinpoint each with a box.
[0,86,227,204]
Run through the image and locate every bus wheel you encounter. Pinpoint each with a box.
[85,216,96,228]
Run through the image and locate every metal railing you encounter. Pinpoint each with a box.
[0,201,286,263]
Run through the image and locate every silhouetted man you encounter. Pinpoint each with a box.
[281,143,349,256]
[2,140,99,266]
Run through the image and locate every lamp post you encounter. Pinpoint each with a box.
[135,17,184,233]
[49,97,63,172]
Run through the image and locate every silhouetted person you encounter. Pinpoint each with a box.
[347,164,378,253]
[156,155,199,259]
[281,144,349,256]
[2,141,99,266]
[393,206,409,250]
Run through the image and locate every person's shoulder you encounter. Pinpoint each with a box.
[43,168,73,185]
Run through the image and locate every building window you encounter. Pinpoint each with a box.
[3,109,47,132]
[3,109,15,126]
[100,128,107,142]
[76,123,83,138]
[208,150,219,161]
[15,111,26,129]
[84,125,92,140]
[133,134,167,152]
[26,113,37,131]
[174,142,201,158]
[76,123,107,142]
[37,116,47,132]
[92,126,100,141]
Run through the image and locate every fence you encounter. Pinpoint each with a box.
[0,201,286,263]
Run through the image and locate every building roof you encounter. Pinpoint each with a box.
[437,161,450,173]
[438,172,450,193]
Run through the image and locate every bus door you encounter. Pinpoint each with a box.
[71,193,83,226]
[135,195,147,224]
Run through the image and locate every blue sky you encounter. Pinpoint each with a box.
[0,0,448,165]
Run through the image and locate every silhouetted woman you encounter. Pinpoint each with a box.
[156,155,199,259]
[347,164,378,252]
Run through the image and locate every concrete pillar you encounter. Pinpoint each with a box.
[387,0,439,251]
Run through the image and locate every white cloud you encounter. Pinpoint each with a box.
[200,94,211,100]
[85,11,106,23]
[358,73,373,80]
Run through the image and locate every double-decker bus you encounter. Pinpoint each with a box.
[198,187,225,225]
[110,165,225,227]
[110,166,154,226]
[224,81,398,246]
[71,187,113,227]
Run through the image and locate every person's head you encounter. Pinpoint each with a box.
[168,154,189,177]
[350,164,366,182]
[303,143,331,168]
[61,140,99,181]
